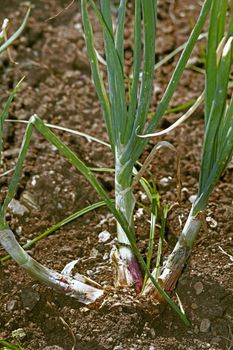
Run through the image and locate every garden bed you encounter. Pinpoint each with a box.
[0,1,232,349]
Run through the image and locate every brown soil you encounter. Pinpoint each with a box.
[0,1,232,349]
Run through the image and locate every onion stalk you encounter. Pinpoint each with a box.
[81,0,212,295]
[144,1,233,299]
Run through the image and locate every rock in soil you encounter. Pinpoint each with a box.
[200,319,211,333]
[20,286,40,311]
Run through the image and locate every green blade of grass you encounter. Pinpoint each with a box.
[194,91,233,213]
[199,37,233,193]
[153,33,207,73]
[155,204,168,280]
[165,99,196,114]
[115,0,127,66]
[0,7,30,54]
[0,77,25,164]
[228,2,233,36]
[147,0,212,132]
[194,121,233,214]
[124,0,156,152]
[142,191,158,289]
[1,200,108,263]
[135,0,156,131]
[89,166,114,173]
[125,0,212,166]
[81,0,114,150]
[100,0,120,144]
[220,94,233,155]
[217,0,228,43]
[98,0,127,145]
[140,92,204,138]
[0,340,23,350]
[139,177,153,203]
[126,0,141,138]
[0,121,33,221]
[205,0,221,123]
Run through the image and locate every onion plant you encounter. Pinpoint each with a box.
[81,0,212,294]
[1,0,232,325]
[143,0,233,299]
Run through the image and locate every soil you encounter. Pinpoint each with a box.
[0,1,232,350]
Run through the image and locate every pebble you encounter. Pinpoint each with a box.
[211,336,221,344]
[90,248,99,258]
[98,230,111,243]
[200,319,211,333]
[194,281,204,295]
[139,191,148,203]
[150,328,156,338]
[189,195,197,204]
[21,286,40,311]
[191,303,198,310]
[134,208,144,218]
[5,300,17,312]
[12,328,26,339]
[206,216,218,228]
[8,199,29,216]
[159,177,171,188]
[103,252,109,260]
[76,333,82,341]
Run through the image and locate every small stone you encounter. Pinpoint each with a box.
[90,248,98,258]
[194,281,204,295]
[150,328,156,337]
[15,226,22,235]
[21,287,40,311]
[194,325,199,334]
[76,333,82,341]
[139,191,148,203]
[206,216,218,228]
[98,230,111,243]
[103,252,109,260]
[191,303,198,310]
[12,328,26,339]
[159,177,171,188]
[8,199,29,216]
[149,346,156,350]
[31,175,39,186]
[134,208,144,218]
[211,336,221,344]
[5,300,17,312]
[189,195,197,204]
[200,319,211,333]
